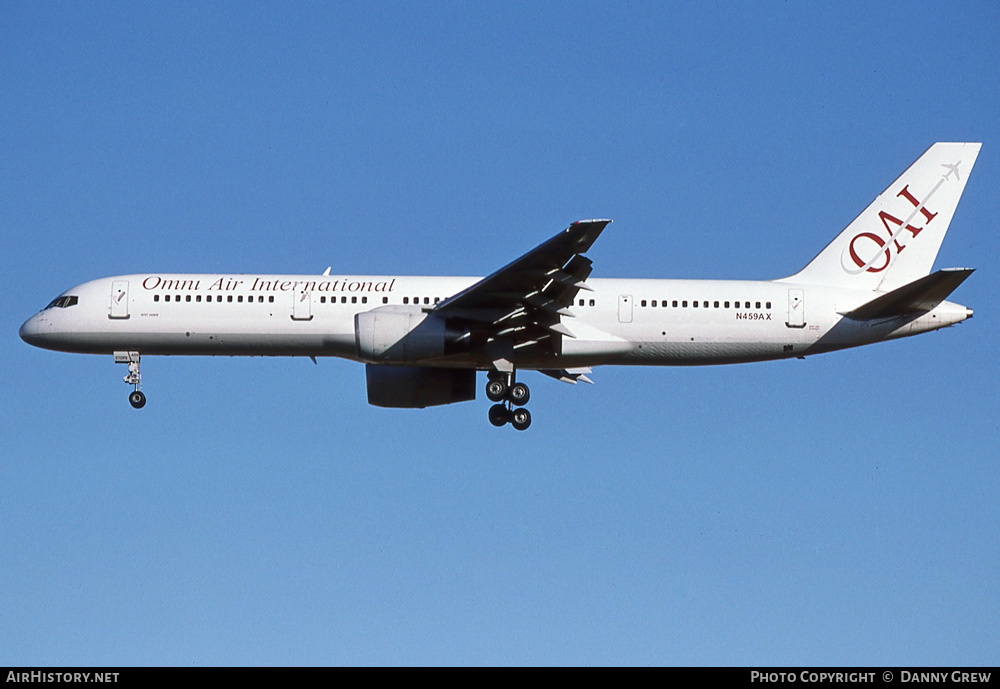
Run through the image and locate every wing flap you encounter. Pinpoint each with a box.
[433,219,610,360]
[435,220,609,314]
[540,367,594,384]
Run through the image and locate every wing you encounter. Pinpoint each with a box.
[433,219,611,370]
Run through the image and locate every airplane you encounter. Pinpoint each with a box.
[20,142,981,430]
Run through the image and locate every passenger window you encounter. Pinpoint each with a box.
[745,301,750,309]
[589,299,595,307]
[154,295,160,302]
[227,295,233,303]
[672,300,678,307]
[363,297,368,304]
[714,301,719,308]
[382,297,388,304]
[165,295,171,302]
[641,300,647,307]
[403,297,409,304]
[755,301,761,309]
[268,296,274,303]
[724,301,729,308]
[682,301,688,307]
[766,301,771,309]
[186,295,191,302]
[351,296,357,304]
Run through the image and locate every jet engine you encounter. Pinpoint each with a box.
[365,364,476,408]
[354,306,467,363]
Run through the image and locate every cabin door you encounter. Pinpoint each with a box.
[786,289,805,328]
[110,280,130,319]
[292,289,313,321]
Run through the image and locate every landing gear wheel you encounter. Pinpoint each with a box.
[486,379,508,402]
[117,352,145,409]
[511,407,531,431]
[488,403,510,427]
[508,382,530,406]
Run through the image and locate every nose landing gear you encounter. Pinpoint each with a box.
[115,351,146,409]
[485,371,531,430]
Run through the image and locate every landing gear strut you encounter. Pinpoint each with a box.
[115,351,146,409]
[485,371,531,430]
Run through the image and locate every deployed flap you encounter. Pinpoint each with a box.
[539,367,594,385]
[435,220,609,315]
[432,220,610,361]
[843,268,974,321]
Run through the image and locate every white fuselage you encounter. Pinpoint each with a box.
[17,145,980,426]
[19,272,972,368]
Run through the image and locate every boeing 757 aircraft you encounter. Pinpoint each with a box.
[20,143,980,430]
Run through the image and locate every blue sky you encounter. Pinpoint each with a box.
[2,1,997,666]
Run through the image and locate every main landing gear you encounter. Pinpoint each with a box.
[485,371,531,431]
[115,351,146,409]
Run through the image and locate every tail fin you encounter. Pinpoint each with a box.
[783,142,981,291]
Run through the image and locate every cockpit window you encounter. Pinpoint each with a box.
[44,296,79,309]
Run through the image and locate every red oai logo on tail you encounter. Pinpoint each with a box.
[843,186,938,274]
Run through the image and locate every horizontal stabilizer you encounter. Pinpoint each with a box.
[843,268,974,320]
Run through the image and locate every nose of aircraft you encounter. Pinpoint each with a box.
[19,313,49,348]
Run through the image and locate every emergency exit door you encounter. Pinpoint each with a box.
[618,294,633,323]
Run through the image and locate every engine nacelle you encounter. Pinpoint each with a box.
[355,306,465,363]
[365,364,476,408]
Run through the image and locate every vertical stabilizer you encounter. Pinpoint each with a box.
[783,142,980,292]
